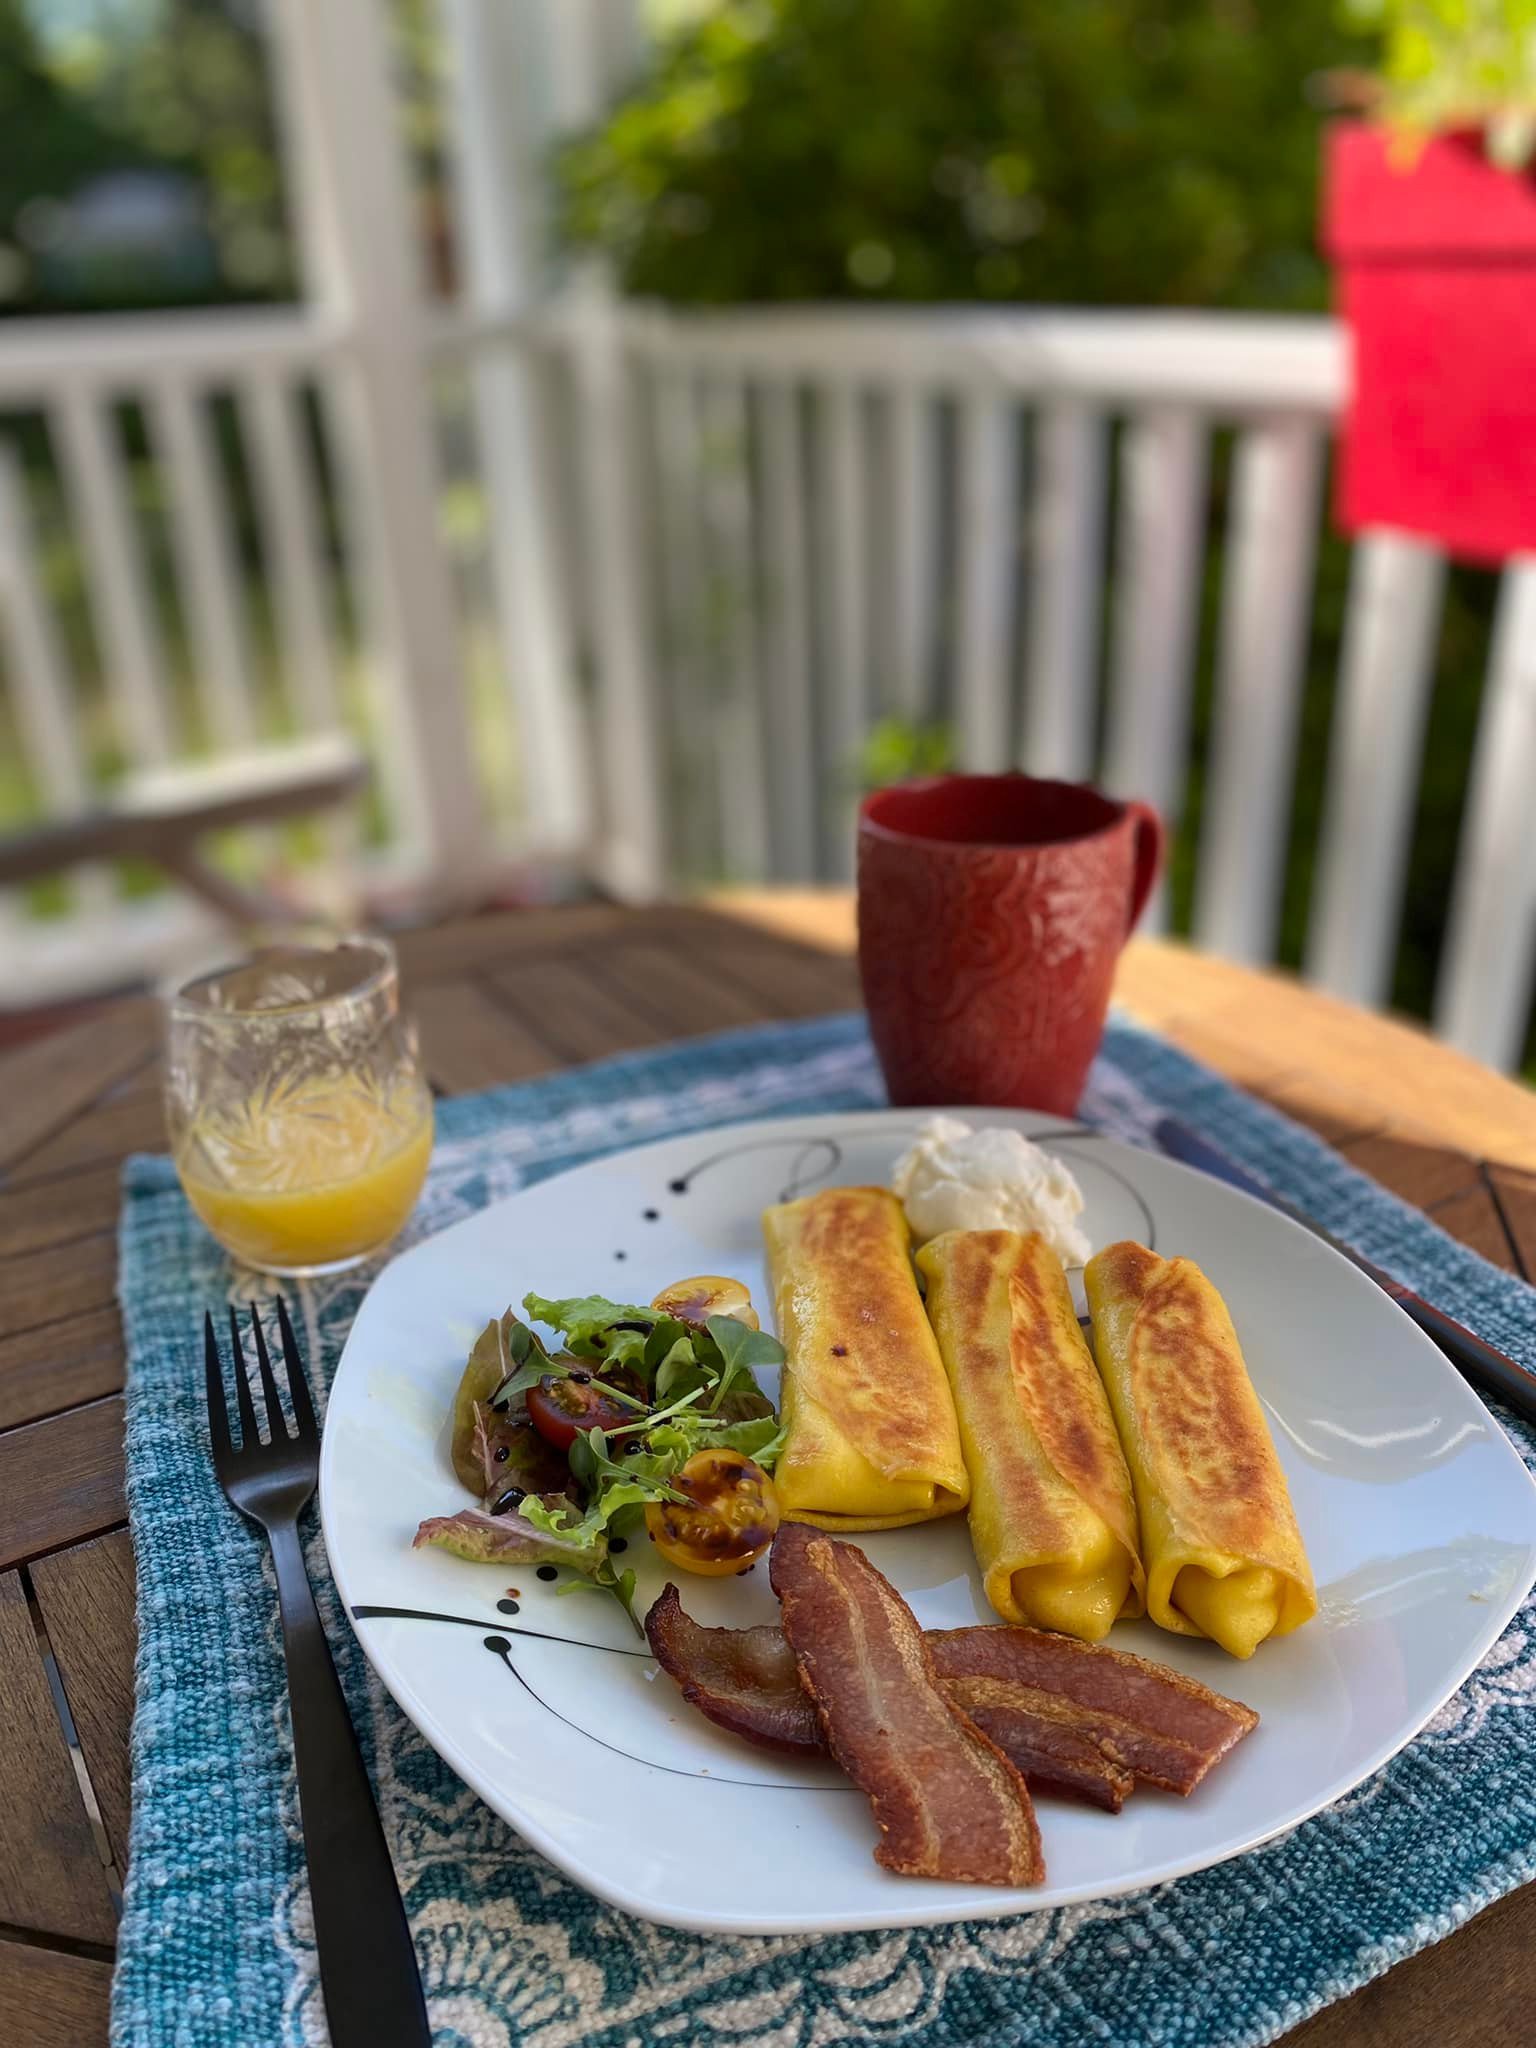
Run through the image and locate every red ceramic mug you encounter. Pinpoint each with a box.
[857,774,1162,1114]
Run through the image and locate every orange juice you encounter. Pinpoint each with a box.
[175,1074,433,1273]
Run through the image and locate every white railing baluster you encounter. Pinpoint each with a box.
[52,388,175,768]
[1023,401,1108,780]
[885,385,937,721]
[567,309,667,896]
[442,0,589,857]
[151,381,259,748]
[1101,409,1208,930]
[758,381,817,878]
[1194,417,1325,963]
[815,382,869,878]
[463,340,591,855]
[651,364,715,881]
[699,374,770,882]
[242,372,341,733]
[953,391,1018,771]
[1307,533,1446,1006]
[0,447,91,813]
[1435,559,1536,1068]
[317,365,434,859]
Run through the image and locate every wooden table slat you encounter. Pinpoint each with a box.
[0,1401,126,1573]
[0,1166,124,1262]
[0,1572,116,1944]
[31,1533,137,1877]
[0,998,159,1177]
[394,900,664,981]
[6,1094,169,1189]
[485,954,678,1067]
[1487,1165,1536,1284]
[413,979,561,1095]
[710,939,863,1017]
[0,1940,113,2048]
[1246,1070,1388,1150]
[0,1236,118,1347]
[600,943,778,1037]
[1336,1131,1485,1214]
[1426,1182,1521,1273]
[0,1308,126,1434]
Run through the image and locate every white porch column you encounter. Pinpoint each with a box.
[546,0,669,899]
[265,0,485,879]
[442,0,590,858]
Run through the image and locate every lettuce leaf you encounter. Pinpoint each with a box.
[412,1503,606,1569]
[452,1311,537,1492]
[522,1294,658,1360]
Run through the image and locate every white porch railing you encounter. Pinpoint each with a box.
[1,0,1534,1075]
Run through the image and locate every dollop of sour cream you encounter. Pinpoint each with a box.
[891,1115,1092,1266]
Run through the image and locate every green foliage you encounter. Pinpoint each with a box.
[2,0,446,314]
[1,0,293,310]
[560,0,1370,310]
[0,4,139,240]
[1346,0,1536,166]
[856,718,954,790]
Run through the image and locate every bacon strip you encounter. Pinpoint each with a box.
[937,1679,1134,1812]
[645,1584,824,1755]
[928,1625,1258,1796]
[644,1584,1130,1809]
[769,1523,1044,1885]
[643,1594,1255,1810]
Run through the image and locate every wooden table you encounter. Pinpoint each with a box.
[4,899,1535,2048]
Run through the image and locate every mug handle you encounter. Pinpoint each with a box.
[1125,801,1164,934]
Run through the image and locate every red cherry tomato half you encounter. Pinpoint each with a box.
[525,1371,644,1452]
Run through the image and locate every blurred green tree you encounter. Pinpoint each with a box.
[561,0,1369,310]
[0,3,139,245]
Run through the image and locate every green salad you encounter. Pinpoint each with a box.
[413,1283,786,1629]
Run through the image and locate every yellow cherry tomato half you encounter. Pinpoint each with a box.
[645,1448,780,1576]
[650,1274,760,1331]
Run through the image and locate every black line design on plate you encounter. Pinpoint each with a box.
[665,1119,1109,1205]
[352,1601,845,1790]
[1046,1135,1157,1253]
[352,1603,652,1655]
[667,1133,851,1202]
[480,1634,847,1791]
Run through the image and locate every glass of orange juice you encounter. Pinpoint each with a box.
[165,934,434,1275]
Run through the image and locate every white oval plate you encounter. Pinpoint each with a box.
[320,1109,1536,1935]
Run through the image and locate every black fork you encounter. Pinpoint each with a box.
[205,1300,430,2048]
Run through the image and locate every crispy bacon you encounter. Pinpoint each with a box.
[644,1585,1131,1809]
[928,1625,1258,1796]
[643,1592,1256,1812]
[645,1584,823,1755]
[769,1523,1044,1886]
[938,1680,1135,1812]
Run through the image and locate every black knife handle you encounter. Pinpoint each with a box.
[1383,1284,1536,1427]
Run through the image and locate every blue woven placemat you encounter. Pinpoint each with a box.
[113,1013,1536,2048]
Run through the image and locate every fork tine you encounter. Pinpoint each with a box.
[227,1303,262,1449]
[274,1295,318,1442]
[204,1311,232,1462]
[249,1304,288,1442]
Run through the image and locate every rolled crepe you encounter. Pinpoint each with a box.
[762,1186,968,1530]
[1085,1241,1317,1658]
[918,1230,1144,1642]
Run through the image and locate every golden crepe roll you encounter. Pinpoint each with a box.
[919,1229,1144,1642]
[1085,1241,1316,1658]
[762,1186,968,1530]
